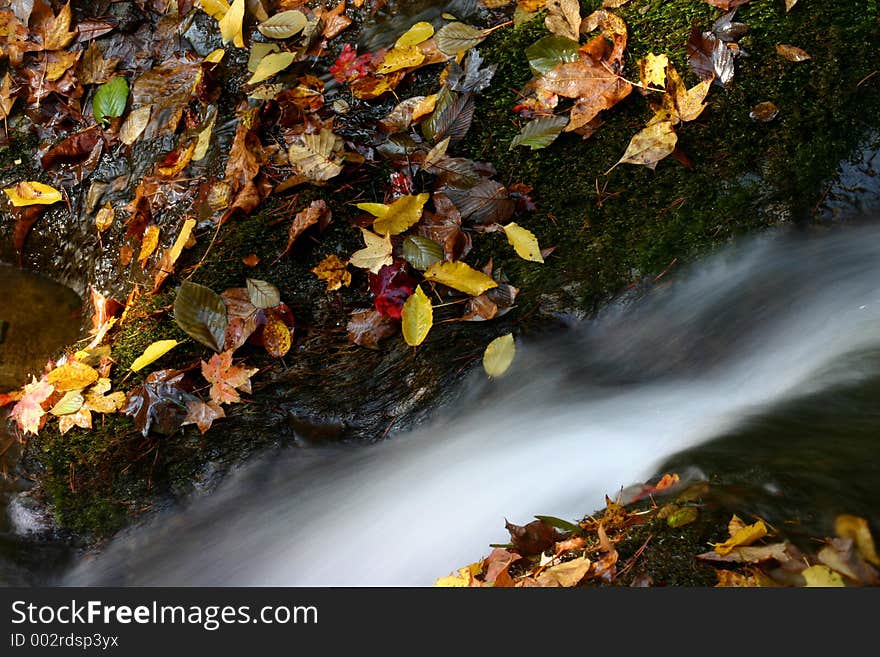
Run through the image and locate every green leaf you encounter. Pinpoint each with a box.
[435,22,487,56]
[526,35,579,75]
[534,515,584,535]
[510,115,568,151]
[173,280,228,352]
[93,76,129,126]
[402,235,443,271]
[246,278,281,309]
[257,10,307,39]
[50,391,84,416]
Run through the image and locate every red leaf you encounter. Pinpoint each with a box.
[369,260,416,319]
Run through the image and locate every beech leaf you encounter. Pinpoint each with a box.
[510,115,568,151]
[402,235,443,271]
[502,223,544,262]
[246,278,281,309]
[401,286,433,347]
[435,22,487,56]
[483,333,515,378]
[357,193,429,236]
[174,280,229,352]
[4,181,62,207]
[92,76,129,126]
[247,52,297,85]
[257,10,308,39]
[423,261,498,296]
[130,340,180,372]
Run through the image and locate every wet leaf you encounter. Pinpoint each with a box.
[401,286,433,346]
[424,261,498,296]
[182,399,225,434]
[802,565,845,587]
[4,181,62,206]
[276,200,331,261]
[202,350,258,405]
[835,515,880,566]
[666,506,699,528]
[535,515,584,535]
[377,46,426,74]
[687,27,734,86]
[10,377,53,436]
[402,235,443,271]
[370,261,416,319]
[257,10,307,39]
[421,85,475,144]
[357,193,429,236]
[347,309,397,349]
[639,53,668,88]
[483,333,515,378]
[396,21,434,48]
[119,106,151,146]
[58,407,92,435]
[38,1,76,50]
[447,49,496,94]
[435,563,480,587]
[817,538,879,584]
[311,254,351,291]
[138,224,160,266]
[219,0,245,48]
[349,228,393,273]
[49,391,84,416]
[95,202,114,233]
[130,340,180,372]
[509,115,568,151]
[776,43,810,62]
[435,22,487,56]
[246,278,281,309]
[248,52,297,85]
[785,0,798,11]
[288,128,344,182]
[83,379,126,414]
[612,120,678,171]
[42,130,102,170]
[536,556,591,587]
[174,280,229,352]
[124,370,196,436]
[93,76,129,126]
[526,35,579,75]
[702,0,750,8]
[443,179,514,225]
[506,518,559,555]
[544,0,580,41]
[47,360,99,392]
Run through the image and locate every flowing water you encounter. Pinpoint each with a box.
[62,221,880,586]
[0,265,82,585]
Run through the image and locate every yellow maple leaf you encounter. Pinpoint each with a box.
[311,254,352,291]
[356,193,429,236]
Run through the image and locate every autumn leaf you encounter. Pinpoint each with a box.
[262,311,293,358]
[370,261,416,319]
[4,181,62,207]
[435,22,487,56]
[639,53,668,89]
[124,369,197,436]
[357,193,429,236]
[802,565,845,587]
[257,10,308,40]
[347,309,397,349]
[502,223,544,262]
[776,44,811,62]
[483,334,516,377]
[49,391,84,416]
[201,350,259,405]
[750,101,779,122]
[311,254,351,291]
[10,377,54,436]
[276,199,330,261]
[174,280,229,352]
[46,360,99,392]
[287,129,345,182]
[38,1,76,51]
[349,228,393,274]
[713,518,768,555]
[246,278,281,309]
[423,261,498,296]
[536,556,592,587]
[182,399,226,434]
[129,340,180,372]
[703,0,750,9]
[435,563,481,587]
[376,46,426,74]
[544,0,580,42]
[248,52,297,85]
[505,518,559,555]
[509,115,568,151]
[401,286,433,346]
[611,120,678,172]
[835,515,880,566]
[83,378,127,414]
[138,224,160,267]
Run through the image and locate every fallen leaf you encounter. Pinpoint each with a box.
[49,390,84,416]
[257,10,307,39]
[219,0,245,48]
[357,193,429,236]
[201,350,259,405]
[435,22,487,56]
[835,515,880,566]
[124,369,197,436]
[502,222,544,262]
[435,563,481,587]
[138,224,160,267]
[347,309,397,349]
[83,378,127,414]
[349,228,393,273]
[510,115,568,151]
[57,407,92,435]
[483,333,515,378]
[377,45,426,74]
[612,120,678,171]
[401,285,433,346]
[750,101,779,122]
[92,76,129,126]
[687,26,734,87]
[276,199,330,261]
[46,360,99,392]
[402,235,443,271]
[174,280,228,352]
[802,564,845,587]
[287,128,345,182]
[262,311,292,357]
[10,377,53,436]
[119,106,151,146]
[506,518,560,555]
[713,519,768,555]
[182,399,226,434]
[248,51,297,84]
[4,181,62,207]
[776,44,810,62]
[697,542,790,564]
[639,53,668,88]
[424,260,498,296]
[536,556,591,587]
[130,340,180,372]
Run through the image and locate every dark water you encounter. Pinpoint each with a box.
[0,265,82,585]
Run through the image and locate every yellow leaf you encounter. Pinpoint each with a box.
[666,65,710,123]
[95,202,115,233]
[395,21,435,48]
[713,519,768,556]
[536,556,591,587]
[138,224,161,265]
[483,333,515,378]
[423,261,498,296]
[802,565,845,587]
[612,120,678,172]
[356,193,429,236]
[434,562,481,587]
[4,181,63,207]
[412,94,438,121]
[219,0,245,48]
[49,390,84,416]
[639,53,668,88]
[835,515,880,566]
[58,407,92,435]
[502,223,544,263]
[402,286,433,346]
[204,48,226,64]
[46,360,99,392]
[130,339,180,372]
[157,141,196,177]
[43,2,76,51]
[167,218,196,266]
[193,113,217,161]
[84,378,127,414]
[377,45,426,74]
[288,129,345,182]
[311,254,352,291]
[349,228,393,274]
[199,0,230,21]
[247,52,297,85]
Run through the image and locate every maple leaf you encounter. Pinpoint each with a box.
[182,399,226,435]
[124,369,197,436]
[201,351,259,405]
[311,254,352,291]
[10,376,54,436]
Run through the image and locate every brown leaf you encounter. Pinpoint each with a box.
[536,556,592,587]
[221,288,260,352]
[776,43,811,62]
[275,199,330,261]
[182,399,225,434]
[702,0,750,8]
[418,193,471,261]
[506,518,560,556]
[483,548,521,585]
[687,26,734,86]
[817,538,880,585]
[697,542,792,564]
[40,128,103,169]
[346,309,397,349]
[545,0,580,41]
[443,179,515,226]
